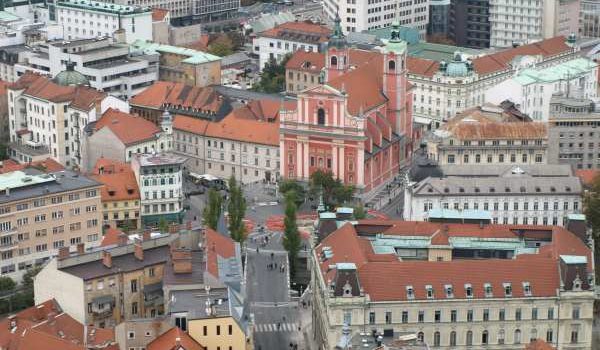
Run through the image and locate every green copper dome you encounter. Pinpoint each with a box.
[328,13,347,49]
[381,20,407,54]
[53,61,90,86]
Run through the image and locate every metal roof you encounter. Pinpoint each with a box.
[427,208,491,220]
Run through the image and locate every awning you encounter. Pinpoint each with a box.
[413,116,433,125]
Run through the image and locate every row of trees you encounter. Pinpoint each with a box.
[202,176,247,244]
[0,266,42,315]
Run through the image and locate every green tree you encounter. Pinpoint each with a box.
[203,188,223,230]
[278,179,306,206]
[0,143,7,160]
[282,191,301,278]
[227,176,247,244]
[309,170,356,208]
[158,217,169,234]
[252,55,291,93]
[0,277,15,292]
[353,204,367,220]
[208,34,234,57]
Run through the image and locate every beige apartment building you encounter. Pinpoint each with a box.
[34,233,173,328]
[427,106,548,166]
[312,221,594,350]
[285,50,324,95]
[0,168,103,282]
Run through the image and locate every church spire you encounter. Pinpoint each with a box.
[328,12,347,49]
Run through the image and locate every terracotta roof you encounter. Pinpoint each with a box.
[0,79,9,95]
[0,299,116,350]
[575,169,599,187]
[348,49,379,66]
[285,50,326,72]
[204,228,236,278]
[526,339,556,350]
[406,56,440,77]
[152,8,169,21]
[258,21,331,43]
[316,221,591,302]
[472,36,572,75]
[101,227,124,247]
[185,34,210,52]
[89,159,140,202]
[173,99,295,146]
[0,158,64,174]
[9,72,105,111]
[94,108,161,146]
[443,120,548,140]
[147,327,205,350]
[130,81,225,113]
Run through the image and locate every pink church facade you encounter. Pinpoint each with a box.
[279,19,413,197]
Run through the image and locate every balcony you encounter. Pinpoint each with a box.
[143,282,164,307]
[91,295,115,317]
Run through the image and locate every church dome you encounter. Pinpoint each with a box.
[328,13,347,49]
[53,61,90,86]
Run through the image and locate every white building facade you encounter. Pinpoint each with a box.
[403,165,582,226]
[486,58,598,122]
[55,0,152,43]
[322,0,429,37]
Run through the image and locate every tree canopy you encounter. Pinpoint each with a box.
[278,179,306,206]
[282,191,301,278]
[203,188,223,230]
[227,176,247,244]
[252,55,290,93]
[309,170,355,209]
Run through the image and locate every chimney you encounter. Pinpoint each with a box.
[58,246,70,260]
[118,233,128,246]
[175,337,181,346]
[143,229,151,241]
[102,251,112,268]
[134,241,144,261]
[169,223,179,234]
[76,243,85,255]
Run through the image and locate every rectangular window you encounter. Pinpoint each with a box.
[418,311,424,323]
[434,310,441,323]
[401,311,408,323]
[467,309,473,322]
[483,309,489,321]
[131,280,137,293]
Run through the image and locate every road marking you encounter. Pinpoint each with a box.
[254,323,298,333]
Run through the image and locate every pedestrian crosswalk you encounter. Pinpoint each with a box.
[254,323,298,333]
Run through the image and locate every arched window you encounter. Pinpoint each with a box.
[317,108,325,125]
[417,332,424,342]
[433,332,441,347]
[330,56,338,66]
[482,330,489,345]
[514,329,522,344]
[389,60,396,71]
[466,331,473,346]
[449,331,456,346]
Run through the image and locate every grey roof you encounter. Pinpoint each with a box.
[412,174,582,196]
[213,85,295,102]
[248,12,296,34]
[439,164,574,178]
[60,246,170,280]
[169,288,231,319]
[0,169,101,205]
[221,52,251,68]
[163,249,205,286]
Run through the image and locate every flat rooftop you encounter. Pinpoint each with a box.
[135,153,187,167]
[0,169,100,205]
[56,0,151,15]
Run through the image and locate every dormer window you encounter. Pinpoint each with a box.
[550,186,556,192]
[406,285,414,299]
[465,283,473,298]
[108,190,115,196]
[459,187,465,193]
[503,283,512,297]
[426,285,434,299]
[520,186,526,193]
[484,283,493,298]
[343,282,353,297]
[566,186,571,192]
[445,284,454,298]
[474,187,480,193]
[522,282,531,296]
[489,187,495,193]
[535,187,541,192]
[505,187,511,193]
[444,188,449,193]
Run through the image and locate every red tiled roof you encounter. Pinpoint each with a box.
[575,169,599,187]
[130,81,224,113]
[285,51,326,72]
[89,159,140,202]
[0,300,116,350]
[526,339,556,350]
[0,158,64,174]
[317,221,591,302]
[147,327,205,350]
[173,100,296,146]
[472,36,572,75]
[406,56,440,77]
[152,8,169,21]
[9,72,105,111]
[101,227,124,247]
[204,228,236,278]
[258,21,331,43]
[94,108,161,146]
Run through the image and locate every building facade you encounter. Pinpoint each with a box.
[407,36,579,128]
[580,0,600,38]
[312,220,594,350]
[548,94,600,170]
[285,51,325,95]
[252,21,331,69]
[130,40,221,88]
[486,57,598,121]
[173,100,283,184]
[489,0,580,48]
[15,37,158,100]
[428,0,450,37]
[0,169,102,281]
[322,0,429,37]
[403,164,582,226]
[448,0,490,48]
[131,153,185,226]
[55,0,152,43]
[279,19,413,197]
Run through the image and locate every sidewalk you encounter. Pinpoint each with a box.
[292,292,318,350]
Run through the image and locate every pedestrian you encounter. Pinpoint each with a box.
[277,323,281,330]
[256,247,259,253]
[271,252,274,259]
[274,262,277,269]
